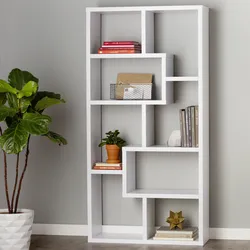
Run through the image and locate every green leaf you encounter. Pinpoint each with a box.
[20,98,31,113]
[44,131,67,145]
[0,93,6,106]
[5,116,18,128]
[31,91,61,108]
[0,123,29,154]
[98,142,106,147]
[0,80,17,94]
[0,106,17,122]
[17,81,38,99]
[8,68,39,90]
[35,97,65,111]
[21,113,52,135]
[6,93,18,109]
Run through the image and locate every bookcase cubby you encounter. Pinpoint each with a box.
[90,54,173,105]
[154,10,198,76]
[102,175,142,226]
[86,5,209,246]
[145,199,199,242]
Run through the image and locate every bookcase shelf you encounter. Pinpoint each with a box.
[165,77,199,82]
[91,232,143,244]
[90,53,167,59]
[91,170,123,175]
[146,237,201,246]
[86,5,209,246]
[90,100,165,105]
[123,145,199,153]
[125,189,199,199]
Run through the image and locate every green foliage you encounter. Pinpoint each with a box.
[6,93,18,109]
[21,113,51,135]
[0,68,67,154]
[0,80,17,94]
[31,91,61,108]
[44,131,68,146]
[98,130,126,148]
[0,123,29,154]
[0,106,16,122]
[35,97,65,112]
[16,81,38,99]
[0,93,7,106]
[8,68,39,90]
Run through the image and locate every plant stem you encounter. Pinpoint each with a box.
[14,136,30,213]
[0,126,11,213]
[11,153,20,213]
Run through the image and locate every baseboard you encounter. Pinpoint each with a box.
[32,224,88,236]
[32,224,250,240]
[210,228,250,240]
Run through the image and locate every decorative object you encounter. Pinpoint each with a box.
[166,211,185,230]
[153,226,198,241]
[0,68,67,250]
[167,130,181,147]
[0,209,34,250]
[113,73,153,100]
[98,130,126,163]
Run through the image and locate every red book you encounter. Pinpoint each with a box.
[103,41,140,46]
[101,45,141,48]
[98,49,141,54]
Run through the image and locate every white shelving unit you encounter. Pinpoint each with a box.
[86,5,209,246]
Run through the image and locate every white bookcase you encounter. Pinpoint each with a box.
[86,5,209,246]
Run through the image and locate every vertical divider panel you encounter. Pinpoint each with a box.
[87,10,102,239]
[165,55,174,104]
[91,175,103,238]
[161,54,167,102]
[142,105,155,147]
[86,9,92,239]
[141,11,155,54]
[198,6,209,245]
[89,106,102,239]
[91,60,101,100]
[143,198,155,240]
[90,13,101,54]
[122,150,136,196]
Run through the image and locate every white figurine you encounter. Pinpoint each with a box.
[168,130,181,147]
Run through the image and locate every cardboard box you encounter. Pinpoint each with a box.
[115,73,153,100]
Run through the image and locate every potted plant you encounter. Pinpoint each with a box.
[98,130,126,163]
[0,68,67,250]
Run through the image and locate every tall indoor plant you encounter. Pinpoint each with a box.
[0,68,67,250]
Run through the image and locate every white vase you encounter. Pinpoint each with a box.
[0,209,34,250]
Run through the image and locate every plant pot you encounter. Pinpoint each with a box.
[106,145,121,163]
[0,209,34,250]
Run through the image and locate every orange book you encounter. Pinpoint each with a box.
[103,41,140,45]
[93,166,122,170]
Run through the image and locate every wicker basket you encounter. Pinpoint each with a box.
[110,83,152,100]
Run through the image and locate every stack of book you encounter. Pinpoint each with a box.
[179,105,199,147]
[93,162,122,170]
[153,226,198,241]
[98,41,141,54]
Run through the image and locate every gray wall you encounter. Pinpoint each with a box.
[0,0,250,229]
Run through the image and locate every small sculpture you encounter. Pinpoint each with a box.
[166,211,185,230]
[167,130,181,147]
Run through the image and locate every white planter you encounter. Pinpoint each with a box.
[0,209,34,250]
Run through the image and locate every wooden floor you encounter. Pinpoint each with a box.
[31,236,250,250]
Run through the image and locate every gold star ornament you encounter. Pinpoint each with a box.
[166,211,185,230]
